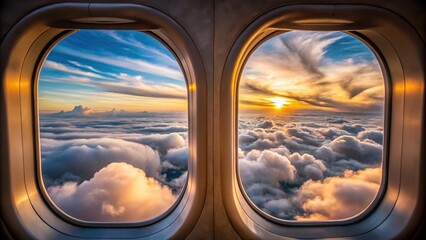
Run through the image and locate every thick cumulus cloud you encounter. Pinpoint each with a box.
[327,135,382,164]
[240,150,296,187]
[357,130,383,144]
[295,167,381,220]
[288,153,327,182]
[163,147,188,169]
[135,133,186,154]
[48,162,176,222]
[341,124,365,134]
[257,120,274,129]
[42,138,161,186]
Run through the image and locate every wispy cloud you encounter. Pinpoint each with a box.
[44,60,104,79]
[56,46,185,81]
[102,31,178,67]
[40,71,186,100]
[68,60,103,74]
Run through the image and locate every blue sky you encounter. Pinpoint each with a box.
[38,30,187,113]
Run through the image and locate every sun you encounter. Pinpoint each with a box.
[270,97,289,109]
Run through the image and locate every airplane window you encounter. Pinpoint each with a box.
[238,30,385,221]
[37,30,188,223]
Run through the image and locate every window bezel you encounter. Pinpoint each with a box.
[0,3,207,238]
[220,4,424,239]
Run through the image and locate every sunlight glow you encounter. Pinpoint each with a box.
[271,97,288,109]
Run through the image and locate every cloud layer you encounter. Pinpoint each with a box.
[238,111,383,221]
[40,108,188,222]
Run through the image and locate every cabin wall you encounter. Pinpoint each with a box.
[1,0,424,239]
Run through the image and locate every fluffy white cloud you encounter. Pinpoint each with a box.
[295,167,381,220]
[48,162,176,222]
[257,120,274,129]
[285,127,321,147]
[357,130,383,144]
[341,124,365,134]
[288,153,327,182]
[42,138,161,186]
[244,183,287,207]
[239,150,296,187]
[168,171,188,190]
[164,147,188,169]
[328,135,382,164]
[135,133,186,154]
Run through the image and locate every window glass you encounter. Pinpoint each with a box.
[38,30,188,222]
[238,31,384,221]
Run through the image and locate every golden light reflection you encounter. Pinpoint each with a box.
[188,83,197,91]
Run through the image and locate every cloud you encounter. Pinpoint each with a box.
[327,119,349,124]
[50,105,94,117]
[263,198,298,219]
[43,60,104,78]
[102,31,178,67]
[42,73,187,100]
[90,76,187,99]
[341,124,365,134]
[135,133,186,155]
[318,128,349,139]
[164,147,188,169]
[328,135,382,164]
[257,120,274,129]
[56,46,184,81]
[68,60,103,74]
[295,167,381,220]
[357,130,383,144]
[239,150,296,188]
[168,171,188,190]
[288,153,327,182]
[285,127,321,147]
[48,162,176,222]
[244,183,287,208]
[42,138,161,187]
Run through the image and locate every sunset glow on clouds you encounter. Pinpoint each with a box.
[240,31,384,113]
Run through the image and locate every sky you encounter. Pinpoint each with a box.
[240,31,384,113]
[38,30,187,113]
